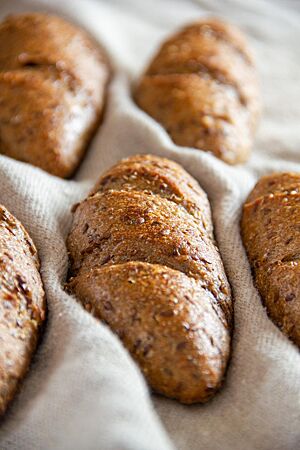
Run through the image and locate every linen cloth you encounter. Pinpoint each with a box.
[0,0,300,449]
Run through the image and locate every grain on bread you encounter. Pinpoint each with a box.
[67,154,233,403]
[241,172,300,347]
[135,19,260,164]
[0,206,46,415]
[0,13,110,177]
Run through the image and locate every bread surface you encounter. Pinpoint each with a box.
[0,13,110,177]
[135,19,260,164]
[67,154,232,403]
[0,205,46,415]
[241,172,300,347]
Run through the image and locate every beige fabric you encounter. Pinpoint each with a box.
[0,0,300,449]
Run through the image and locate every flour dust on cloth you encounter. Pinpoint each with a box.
[0,0,299,449]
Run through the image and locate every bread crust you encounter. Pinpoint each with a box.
[91,154,213,236]
[69,262,230,404]
[241,173,300,347]
[0,206,46,415]
[0,13,110,177]
[67,155,232,403]
[135,18,260,164]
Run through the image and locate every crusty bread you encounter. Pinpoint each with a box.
[0,13,110,177]
[0,205,46,415]
[135,19,260,164]
[67,154,232,403]
[241,172,300,347]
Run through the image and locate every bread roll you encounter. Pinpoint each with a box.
[0,13,110,177]
[241,172,300,347]
[0,206,46,415]
[67,155,232,403]
[135,19,260,164]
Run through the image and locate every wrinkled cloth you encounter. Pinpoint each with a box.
[0,0,299,449]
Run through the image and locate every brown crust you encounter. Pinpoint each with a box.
[246,172,300,203]
[135,18,260,165]
[0,13,111,178]
[69,262,230,404]
[91,154,213,237]
[241,172,300,347]
[67,154,232,403]
[0,205,46,416]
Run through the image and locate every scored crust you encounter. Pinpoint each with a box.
[0,13,111,177]
[67,154,233,403]
[135,18,260,164]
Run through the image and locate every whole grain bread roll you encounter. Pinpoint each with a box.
[0,13,110,177]
[0,206,46,415]
[241,172,300,347]
[67,154,232,403]
[135,19,260,164]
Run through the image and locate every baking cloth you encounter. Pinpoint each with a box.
[0,0,299,449]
